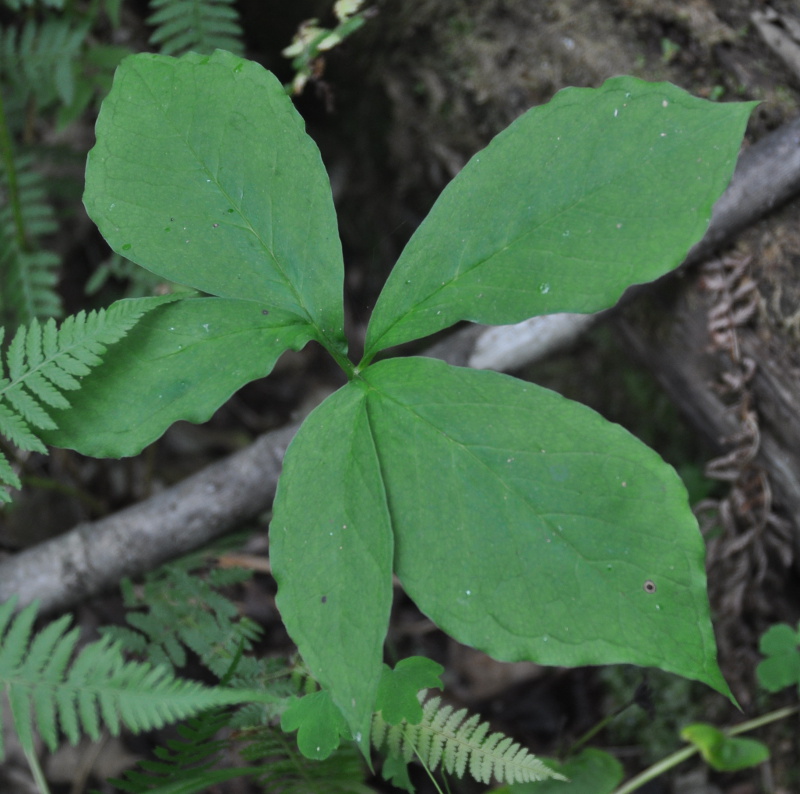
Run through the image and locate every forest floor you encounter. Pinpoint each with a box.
[2,1,800,792]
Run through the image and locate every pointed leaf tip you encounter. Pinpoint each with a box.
[361,357,729,695]
[364,76,756,357]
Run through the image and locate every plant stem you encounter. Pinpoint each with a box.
[326,340,355,379]
[725,704,799,735]
[22,744,51,794]
[611,745,698,794]
[609,704,800,794]
[567,698,635,756]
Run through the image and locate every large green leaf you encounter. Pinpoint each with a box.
[361,357,729,696]
[363,77,755,359]
[43,298,314,457]
[84,50,346,355]
[270,383,393,755]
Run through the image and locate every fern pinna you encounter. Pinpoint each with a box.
[102,550,264,677]
[109,708,262,794]
[372,692,566,787]
[0,598,261,764]
[0,296,174,501]
[0,18,87,114]
[147,0,244,56]
[112,717,373,794]
[0,152,61,328]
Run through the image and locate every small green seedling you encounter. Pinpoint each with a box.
[41,50,754,757]
[757,621,800,693]
[498,620,800,794]
[680,723,769,772]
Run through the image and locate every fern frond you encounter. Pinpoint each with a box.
[113,717,374,794]
[105,558,261,678]
[242,724,375,794]
[372,692,567,786]
[0,18,87,110]
[2,0,65,10]
[0,296,177,502]
[85,251,167,299]
[109,708,256,794]
[0,152,62,326]
[146,0,244,56]
[0,598,256,762]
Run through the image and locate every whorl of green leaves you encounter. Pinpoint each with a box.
[372,693,566,786]
[147,0,244,56]
[0,598,257,762]
[0,296,175,501]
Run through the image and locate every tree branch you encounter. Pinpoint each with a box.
[0,425,296,613]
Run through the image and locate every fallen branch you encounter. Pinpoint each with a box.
[0,425,297,613]
[3,112,800,615]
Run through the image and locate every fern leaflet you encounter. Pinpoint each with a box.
[0,152,61,327]
[104,554,262,678]
[372,692,567,786]
[0,598,261,763]
[0,18,88,111]
[146,0,244,56]
[2,0,65,10]
[242,725,375,794]
[0,295,177,502]
[108,709,262,793]
[110,715,374,794]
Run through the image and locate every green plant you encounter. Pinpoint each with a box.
[0,0,131,332]
[660,38,681,64]
[0,148,61,327]
[100,552,390,794]
[146,0,244,57]
[0,296,173,500]
[0,549,379,794]
[0,597,262,791]
[101,552,262,676]
[34,49,755,768]
[493,620,800,794]
[757,620,800,694]
[372,691,565,786]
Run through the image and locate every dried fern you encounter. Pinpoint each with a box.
[147,0,244,56]
[372,692,567,787]
[0,296,175,501]
[0,598,258,763]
